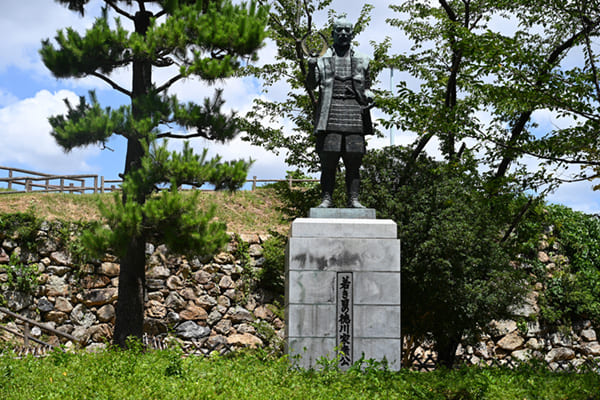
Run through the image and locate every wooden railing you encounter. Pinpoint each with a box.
[0,166,121,194]
[0,166,318,195]
[0,306,83,351]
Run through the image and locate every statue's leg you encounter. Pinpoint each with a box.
[343,152,365,208]
[317,151,340,208]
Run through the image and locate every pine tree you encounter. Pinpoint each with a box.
[40,0,268,347]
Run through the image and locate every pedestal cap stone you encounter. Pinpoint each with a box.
[290,218,397,238]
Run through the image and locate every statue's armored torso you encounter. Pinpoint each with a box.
[327,53,363,134]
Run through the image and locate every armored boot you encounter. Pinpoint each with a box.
[346,179,365,208]
[317,192,333,208]
[318,158,336,208]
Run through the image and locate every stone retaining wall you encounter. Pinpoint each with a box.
[1,221,599,368]
[0,222,283,353]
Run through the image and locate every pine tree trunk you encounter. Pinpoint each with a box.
[113,235,146,347]
[112,9,153,348]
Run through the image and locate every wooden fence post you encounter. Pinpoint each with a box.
[101,176,105,193]
[25,179,31,192]
[93,176,98,194]
[24,322,30,348]
[8,169,12,190]
[60,178,64,193]
[252,176,257,191]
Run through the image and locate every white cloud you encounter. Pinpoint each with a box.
[0,90,101,173]
[0,0,102,75]
[547,180,600,215]
[0,89,18,107]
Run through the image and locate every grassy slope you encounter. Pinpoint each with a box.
[0,188,288,234]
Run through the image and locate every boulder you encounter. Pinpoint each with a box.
[511,349,532,362]
[497,332,524,351]
[545,347,575,363]
[6,291,33,312]
[229,306,254,324]
[218,275,235,290]
[227,333,263,348]
[214,252,235,264]
[580,328,597,342]
[146,300,167,319]
[214,319,232,335]
[175,321,210,340]
[71,304,96,328]
[489,320,517,337]
[193,270,212,285]
[206,335,228,349]
[196,295,217,309]
[147,265,170,280]
[82,288,118,307]
[248,244,263,257]
[97,304,115,323]
[165,292,186,310]
[180,287,198,301]
[147,291,164,302]
[207,310,222,326]
[580,342,600,356]
[54,297,74,313]
[510,292,539,318]
[237,323,256,334]
[179,303,208,321]
[45,311,68,324]
[88,324,112,342]
[525,338,544,350]
[146,279,163,290]
[46,265,71,276]
[217,295,230,308]
[550,332,572,347]
[166,275,183,290]
[253,305,275,321]
[537,251,550,263]
[239,233,260,244]
[80,275,111,289]
[98,262,120,277]
[37,297,54,313]
[45,275,69,297]
[50,251,72,266]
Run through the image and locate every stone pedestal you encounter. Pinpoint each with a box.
[285,212,401,370]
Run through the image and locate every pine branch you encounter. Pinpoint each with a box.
[90,71,132,97]
[106,0,134,20]
[156,74,184,93]
[156,131,210,139]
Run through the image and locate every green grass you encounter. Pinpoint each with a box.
[0,348,598,400]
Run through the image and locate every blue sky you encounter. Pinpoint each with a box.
[0,0,598,213]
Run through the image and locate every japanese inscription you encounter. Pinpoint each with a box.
[337,272,353,368]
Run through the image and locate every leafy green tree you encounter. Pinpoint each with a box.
[374,0,600,192]
[241,0,374,172]
[361,146,529,367]
[363,1,600,364]
[41,0,268,346]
